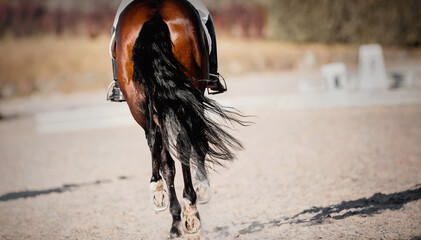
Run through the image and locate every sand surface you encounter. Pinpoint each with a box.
[1,78,421,239]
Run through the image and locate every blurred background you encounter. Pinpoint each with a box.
[0,0,420,99]
[1,1,421,239]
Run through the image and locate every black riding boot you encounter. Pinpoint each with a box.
[107,58,126,102]
[205,15,227,94]
[107,27,126,102]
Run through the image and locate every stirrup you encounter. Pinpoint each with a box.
[207,73,227,95]
[107,80,126,102]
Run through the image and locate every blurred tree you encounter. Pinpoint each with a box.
[259,0,421,46]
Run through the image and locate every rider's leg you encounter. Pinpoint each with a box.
[205,15,226,93]
[206,15,218,77]
[108,27,126,102]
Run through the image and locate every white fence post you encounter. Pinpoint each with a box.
[358,44,389,89]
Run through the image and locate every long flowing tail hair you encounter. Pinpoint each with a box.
[132,13,245,171]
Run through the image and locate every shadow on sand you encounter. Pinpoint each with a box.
[238,184,421,235]
[0,179,113,202]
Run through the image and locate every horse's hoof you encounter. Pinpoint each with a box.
[182,209,201,235]
[185,232,202,240]
[194,180,212,204]
[169,225,182,239]
[150,180,169,212]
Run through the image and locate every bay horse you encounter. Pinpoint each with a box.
[115,0,245,237]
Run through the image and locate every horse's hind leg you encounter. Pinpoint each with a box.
[194,168,211,204]
[181,164,202,235]
[161,145,183,238]
[193,144,212,204]
[146,127,169,212]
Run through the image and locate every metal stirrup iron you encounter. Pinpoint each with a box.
[107,80,125,102]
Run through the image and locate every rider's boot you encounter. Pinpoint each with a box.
[208,73,227,94]
[205,15,227,95]
[107,26,126,102]
[107,58,126,102]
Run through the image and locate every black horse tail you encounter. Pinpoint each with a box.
[132,13,245,172]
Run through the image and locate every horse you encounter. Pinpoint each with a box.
[114,0,245,237]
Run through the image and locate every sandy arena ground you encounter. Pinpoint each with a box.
[0,74,421,239]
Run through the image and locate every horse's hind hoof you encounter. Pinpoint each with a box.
[150,180,169,212]
[182,209,201,235]
[194,180,212,204]
[169,225,182,239]
[185,232,202,240]
[152,189,169,212]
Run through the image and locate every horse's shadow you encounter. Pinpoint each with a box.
[238,184,421,235]
[0,179,116,202]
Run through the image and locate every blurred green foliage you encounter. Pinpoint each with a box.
[258,0,421,46]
